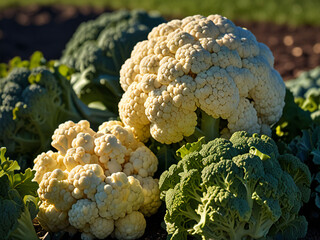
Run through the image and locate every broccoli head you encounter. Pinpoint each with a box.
[60,9,166,114]
[159,131,311,240]
[0,52,116,169]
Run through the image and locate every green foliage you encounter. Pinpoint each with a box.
[288,125,320,221]
[272,89,312,144]
[159,131,311,240]
[0,147,39,240]
[286,67,320,98]
[296,88,320,124]
[60,9,166,114]
[0,52,116,169]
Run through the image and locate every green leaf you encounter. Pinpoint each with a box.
[12,169,38,199]
[0,148,20,178]
[23,195,39,220]
[9,56,22,69]
[311,147,320,165]
[0,63,8,78]
[58,64,74,80]
[29,51,45,69]
[176,137,205,158]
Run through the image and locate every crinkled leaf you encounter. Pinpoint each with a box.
[0,148,20,178]
[12,169,38,199]
[176,137,205,158]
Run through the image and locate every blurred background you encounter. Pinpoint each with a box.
[0,0,320,80]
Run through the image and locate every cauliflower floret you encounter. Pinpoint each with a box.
[119,14,286,144]
[94,172,144,220]
[64,146,99,171]
[119,82,151,142]
[89,217,114,239]
[114,211,146,240]
[226,98,260,135]
[94,133,126,174]
[135,176,161,217]
[37,201,70,232]
[123,146,158,178]
[98,121,142,156]
[38,169,76,211]
[68,164,105,200]
[33,150,65,183]
[52,120,95,155]
[68,199,99,231]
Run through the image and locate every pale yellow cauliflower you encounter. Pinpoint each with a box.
[119,14,286,144]
[33,120,161,240]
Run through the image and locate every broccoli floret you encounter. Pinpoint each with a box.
[0,147,39,240]
[159,131,311,240]
[0,52,116,169]
[60,9,166,114]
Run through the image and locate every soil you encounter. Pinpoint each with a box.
[1,4,320,240]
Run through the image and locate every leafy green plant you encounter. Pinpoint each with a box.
[159,131,311,240]
[0,147,39,240]
[60,9,166,114]
[285,66,320,98]
[272,89,312,145]
[288,125,320,222]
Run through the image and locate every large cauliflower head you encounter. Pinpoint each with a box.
[119,14,286,144]
[33,120,161,240]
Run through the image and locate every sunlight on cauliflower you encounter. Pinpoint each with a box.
[119,14,286,144]
[33,120,161,240]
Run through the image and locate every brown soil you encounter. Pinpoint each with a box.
[1,5,320,81]
[1,5,320,240]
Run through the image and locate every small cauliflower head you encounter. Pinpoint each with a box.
[114,211,146,240]
[119,14,285,144]
[34,120,161,239]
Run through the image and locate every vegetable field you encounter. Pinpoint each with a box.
[1,3,320,240]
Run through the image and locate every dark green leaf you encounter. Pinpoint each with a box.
[12,169,38,198]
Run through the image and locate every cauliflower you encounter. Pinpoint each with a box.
[33,120,161,240]
[118,14,286,144]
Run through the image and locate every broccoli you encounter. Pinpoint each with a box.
[286,66,320,98]
[0,52,116,169]
[0,147,39,240]
[60,9,166,114]
[159,131,311,240]
[288,124,320,223]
